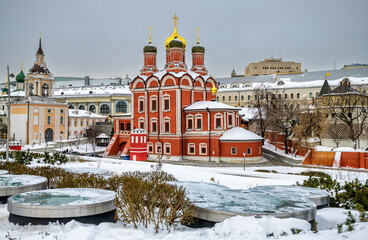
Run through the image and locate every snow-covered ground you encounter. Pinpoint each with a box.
[1,157,368,239]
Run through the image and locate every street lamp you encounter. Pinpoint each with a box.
[6,65,15,162]
[243,153,246,171]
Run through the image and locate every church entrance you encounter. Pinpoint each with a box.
[45,128,53,142]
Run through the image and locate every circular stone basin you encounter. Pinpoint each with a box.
[0,170,8,175]
[7,188,116,225]
[63,167,109,176]
[173,182,325,224]
[250,185,329,209]
[0,175,47,203]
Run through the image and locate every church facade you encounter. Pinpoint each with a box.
[106,15,263,163]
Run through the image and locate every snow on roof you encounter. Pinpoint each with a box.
[139,70,211,81]
[96,133,109,139]
[184,101,240,111]
[1,90,25,98]
[220,127,263,141]
[54,85,131,97]
[217,76,368,92]
[238,107,259,121]
[68,109,106,119]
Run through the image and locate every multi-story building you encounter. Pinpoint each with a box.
[67,109,106,138]
[105,15,263,163]
[244,58,301,76]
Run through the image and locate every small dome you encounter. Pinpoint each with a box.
[29,63,50,74]
[16,70,25,82]
[168,37,184,49]
[2,88,8,93]
[192,44,205,53]
[143,44,157,53]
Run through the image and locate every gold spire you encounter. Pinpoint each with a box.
[211,84,217,95]
[21,61,23,71]
[196,27,200,44]
[165,13,186,50]
[5,73,7,88]
[40,32,42,38]
[325,72,330,80]
[148,26,152,44]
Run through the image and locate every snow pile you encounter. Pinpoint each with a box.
[184,101,240,111]
[315,146,333,151]
[333,147,359,152]
[333,152,341,168]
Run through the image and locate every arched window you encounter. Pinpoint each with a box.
[89,105,96,113]
[29,83,34,96]
[126,123,131,131]
[79,105,85,110]
[120,123,125,131]
[42,84,49,97]
[47,116,52,125]
[100,104,110,114]
[116,101,127,113]
[60,116,64,124]
[68,105,74,109]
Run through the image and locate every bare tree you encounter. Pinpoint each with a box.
[268,93,299,154]
[327,119,348,148]
[323,93,368,148]
[86,125,104,155]
[251,84,276,144]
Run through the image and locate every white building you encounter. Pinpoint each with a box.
[68,109,106,139]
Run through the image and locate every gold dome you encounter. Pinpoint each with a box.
[165,14,186,50]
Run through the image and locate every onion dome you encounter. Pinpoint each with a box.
[168,37,184,49]
[2,88,8,93]
[29,63,50,74]
[16,70,25,82]
[192,44,205,53]
[143,43,157,53]
[165,14,186,50]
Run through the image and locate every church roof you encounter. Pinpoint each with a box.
[138,70,211,82]
[184,100,240,111]
[319,79,331,96]
[220,127,263,141]
[28,63,50,74]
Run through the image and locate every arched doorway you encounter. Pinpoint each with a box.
[45,128,53,142]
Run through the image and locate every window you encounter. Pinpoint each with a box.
[254,95,258,100]
[116,101,127,113]
[163,96,170,111]
[235,96,238,101]
[100,104,110,114]
[86,121,89,126]
[228,96,231,101]
[228,115,233,126]
[188,143,195,155]
[290,93,294,99]
[247,148,252,155]
[297,93,300,99]
[309,92,313,98]
[48,109,51,113]
[89,105,96,113]
[222,96,225,101]
[74,120,77,126]
[231,147,237,155]
[79,105,85,110]
[248,95,250,101]
[216,118,222,128]
[187,117,193,130]
[199,143,207,155]
[148,143,153,153]
[284,94,288,99]
[47,116,51,125]
[42,84,49,97]
[29,83,34,96]
[151,100,157,111]
[216,96,219,101]
[151,119,157,133]
[164,143,171,154]
[195,116,202,130]
[60,110,64,113]
[60,116,64,125]
[120,123,125,131]
[126,123,131,131]
[278,94,282,99]
[156,143,162,153]
[165,122,170,133]
[138,118,144,129]
[241,95,244,101]
[316,92,319,97]
[138,97,144,112]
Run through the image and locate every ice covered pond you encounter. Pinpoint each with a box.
[0,175,47,203]
[172,182,329,222]
[0,170,8,175]
[7,188,116,225]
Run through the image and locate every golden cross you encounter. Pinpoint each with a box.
[195,27,200,44]
[148,26,152,43]
[40,32,42,38]
[21,61,23,71]
[173,13,179,28]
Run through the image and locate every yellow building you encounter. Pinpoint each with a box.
[244,58,301,76]
[10,37,68,144]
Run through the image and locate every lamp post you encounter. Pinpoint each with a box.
[6,65,15,161]
[243,153,246,171]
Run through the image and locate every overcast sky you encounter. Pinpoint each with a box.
[0,0,367,80]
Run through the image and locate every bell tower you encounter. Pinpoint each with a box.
[141,27,158,76]
[190,27,208,76]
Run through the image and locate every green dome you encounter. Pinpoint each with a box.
[168,37,184,49]
[143,44,157,53]
[16,70,25,83]
[2,88,8,93]
[192,44,205,53]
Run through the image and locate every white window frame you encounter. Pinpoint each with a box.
[247,148,252,155]
[147,142,153,153]
[155,142,162,154]
[186,114,194,130]
[164,143,171,155]
[163,117,170,133]
[150,118,157,133]
[138,117,145,129]
[231,147,237,155]
[214,113,223,129]
[150,95,158,113]
[188,143,195,155]
[228,111,235,128]
[195,114,203,131]
[163,94,170,112]
[138,96,145,113]
[199,143,207,155]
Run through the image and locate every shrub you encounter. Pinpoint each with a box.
[254,169,278,173]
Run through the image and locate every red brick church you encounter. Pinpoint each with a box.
[105,15,263,163]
